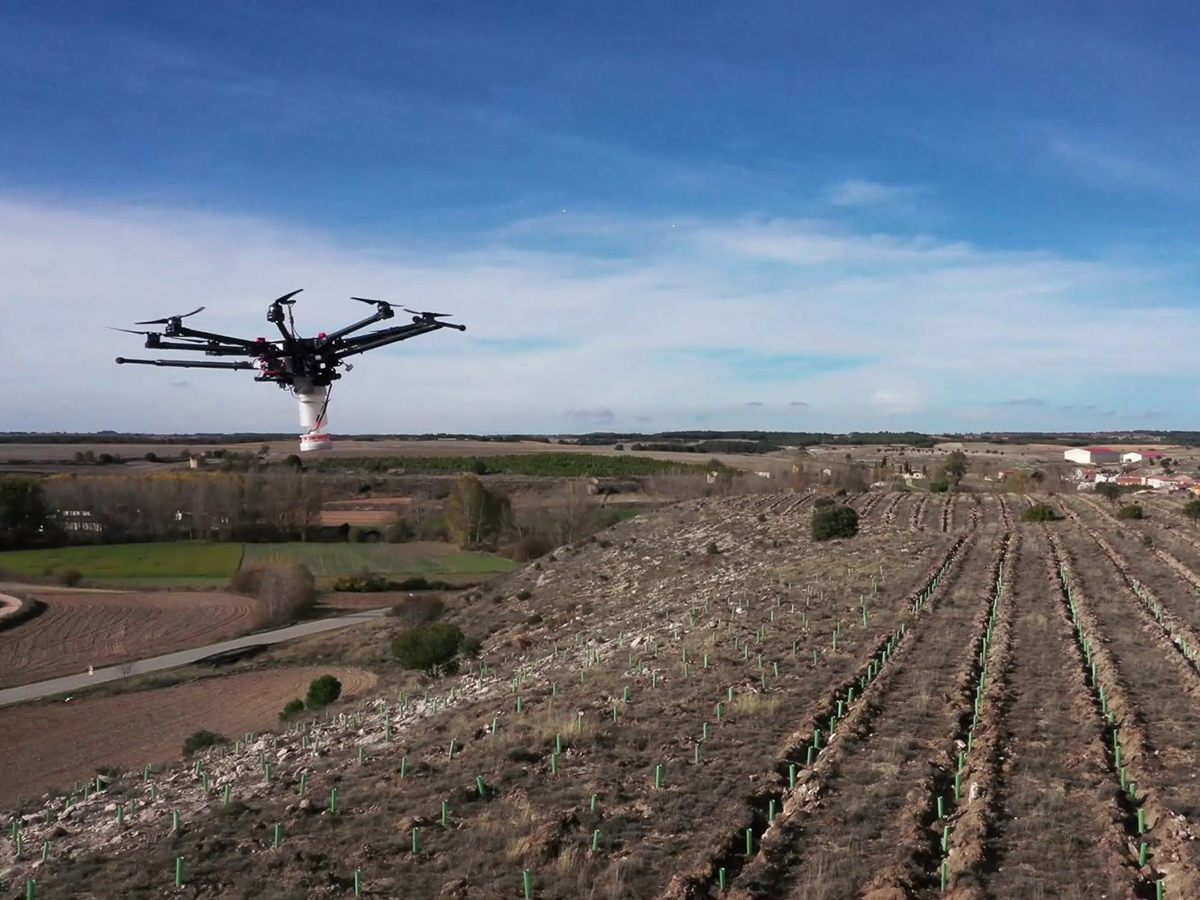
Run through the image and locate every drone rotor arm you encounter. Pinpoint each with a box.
[114,357,258,371]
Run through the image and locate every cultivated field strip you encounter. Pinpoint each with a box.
[980,531,1135,900]
[935,528,1018,897]
[911,495,930,532]
[716,530,1002,900]
[881,492,906,526]
[1049,529,1200,893]
[940,493,955,533]
[1057,503,1200,681]
[648,538,969,899]
[995,494,1013,532]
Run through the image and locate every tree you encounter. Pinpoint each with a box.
[812,505,859,541]
[443,474,510,548]
[1096,482,1121,506]
[1183,499,1200,521]
[928,480,950,494]
[1116,504,1144,520]
[0,477,49,549]
[305,674,342,707]
[942,451,968,488]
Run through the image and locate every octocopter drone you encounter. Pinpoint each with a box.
[114,290,465,452]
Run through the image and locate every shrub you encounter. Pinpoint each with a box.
[183,729,228,756]
[1021,503,1060,522]
[706,541,720,555]
[516,589,532,601]
[1117,504,1144,520]
[526,613,543,626]
[1142,534,1154,547]
[331,573,391,592]
[279,698,306,721]
[392,622,466,671]
[348,526,366,543]
[812,505,859,541]
[386,594,446,627]
[1184,499,1200,521]
[928,480,950,494]
[306,674,342,708]
[57,569,82,587]
[513,533,555,562]
[813,496,835,508]
[1096,482,1122,505]
[461,635,483,658]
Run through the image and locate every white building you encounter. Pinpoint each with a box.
[1121,451,1164,464]
[1064,447,1120,465]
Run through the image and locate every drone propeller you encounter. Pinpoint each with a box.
[273,289,304,305]
[109,327,156,336]
[134,306,206,325]
[351,296,394,308]
[403,307,453,319]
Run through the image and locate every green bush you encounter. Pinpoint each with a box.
[461,635,483,658]
[306,674,342,708]
[1021,503,1060,522]
[392,622,466,671]
[928,480,949,494]
[813,496,835,508]
[526,613,543,626]
[1184,499,1200,521]
[183,729,228,757]
[812,505,859,541]
[516,589,532,601]
[279,698,306,721]
[331,573,391,592]
[57,568,82,587]
[1116,504,1144,520]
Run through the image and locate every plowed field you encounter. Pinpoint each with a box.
[0,666,377,803]
[0,590,263,688]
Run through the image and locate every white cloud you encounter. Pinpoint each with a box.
[825,179,919,210]
[0,194,1193,434]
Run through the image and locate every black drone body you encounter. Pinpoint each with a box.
[115,290,465,450]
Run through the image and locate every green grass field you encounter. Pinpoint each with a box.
[0,540,514,586]
[241,541,517,579]
[0,542,244,582]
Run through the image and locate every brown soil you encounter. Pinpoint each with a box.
[10,491,1200,899]
[0,590,264,688]
[0,666,376,804]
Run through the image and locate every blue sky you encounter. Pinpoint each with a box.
[2,2,1199,433]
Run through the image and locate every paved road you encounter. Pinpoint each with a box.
[0,608,389,708]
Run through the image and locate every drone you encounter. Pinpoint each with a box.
[115,290,465,452]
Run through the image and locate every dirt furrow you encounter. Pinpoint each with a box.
[1057,503,1200,682]
[1049,528,1200,895]
[882,493,905,526]
[715,531,1001,900]
[912,495,930,532]
[657,535,975,900]
[977,530,1135,899]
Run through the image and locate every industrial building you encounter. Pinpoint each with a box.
[1063,446,1121,465]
